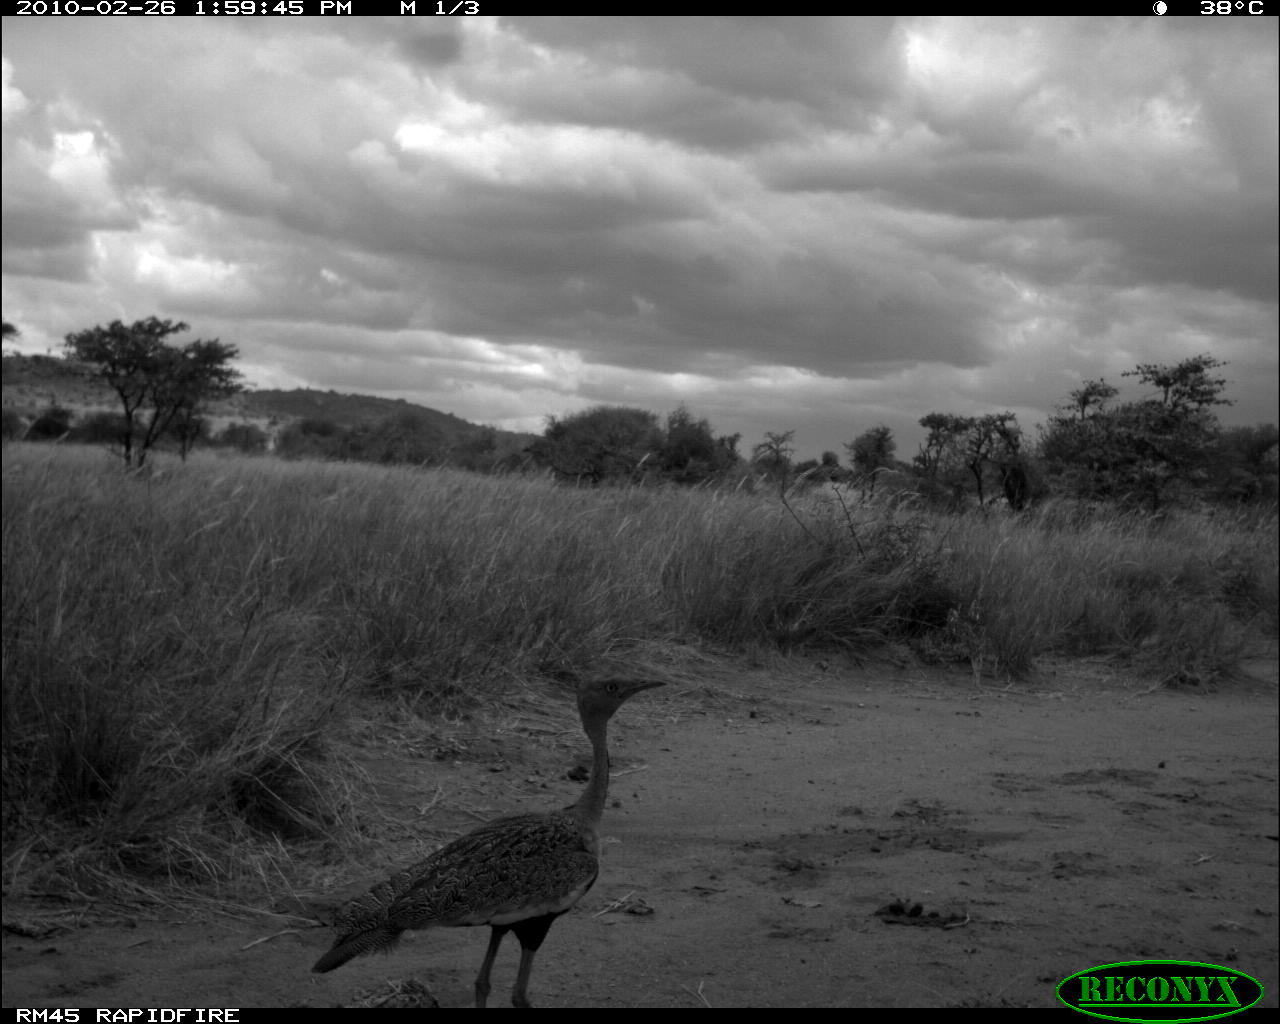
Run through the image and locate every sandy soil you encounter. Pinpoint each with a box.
[4,657,1277,1009]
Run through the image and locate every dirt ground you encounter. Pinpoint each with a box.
[4,656,1277,1009]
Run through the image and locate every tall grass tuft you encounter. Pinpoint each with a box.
[933,499,1278,681]
[2,451,363,894]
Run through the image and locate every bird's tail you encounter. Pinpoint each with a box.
[312,926,401,973]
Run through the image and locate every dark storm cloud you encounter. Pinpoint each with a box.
[1,17,1274,453]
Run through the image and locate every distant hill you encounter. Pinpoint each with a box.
[1,354,538,453]
[1,353,116,411]
[242,388,480,434]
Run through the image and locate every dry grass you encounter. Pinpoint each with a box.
[3,443,1274,896]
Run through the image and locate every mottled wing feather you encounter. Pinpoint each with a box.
[331,811,598,939]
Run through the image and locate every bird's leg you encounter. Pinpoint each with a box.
[509,914,558,1008]
[511,946,539,1008]
[474,925,508,1008]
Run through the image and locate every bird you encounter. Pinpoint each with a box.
[312,677,664,1008]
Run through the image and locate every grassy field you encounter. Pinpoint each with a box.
[3,443,1275,896]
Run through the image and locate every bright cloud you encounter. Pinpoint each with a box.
[2,17,1275,454]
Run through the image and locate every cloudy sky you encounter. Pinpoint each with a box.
[2,17,1276,458]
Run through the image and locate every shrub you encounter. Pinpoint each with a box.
[217,421,269,454]
[26,403,72,440]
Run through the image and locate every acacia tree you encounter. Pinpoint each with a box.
[530,405,664,484]
[1065,378,1118,421]
[983,413,1040,510]
[913,413,973,508]
[962,412,1021,506]
[161,338,245,460]
[914,412,1029,507]
[752,430,795,491]
[1040,354,1233,509]
[914,413,969,479]
[529,404,739,485]
[844,425,895,494]
[64,317,242,467]
[660,405,740,483]
[1125,355,1230,414]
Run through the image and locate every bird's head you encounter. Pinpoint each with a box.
[576,677,664,723]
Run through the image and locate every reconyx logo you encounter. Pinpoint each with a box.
[1057,960,1264,1022]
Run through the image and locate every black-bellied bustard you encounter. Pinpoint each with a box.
[312,677,663,1007]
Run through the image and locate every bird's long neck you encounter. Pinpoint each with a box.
[571,713,611,828]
